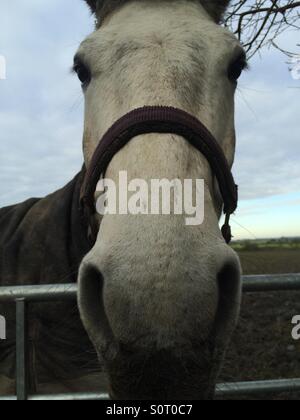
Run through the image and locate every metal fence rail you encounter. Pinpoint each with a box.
[1,273,300,304]
[0,273,300,401]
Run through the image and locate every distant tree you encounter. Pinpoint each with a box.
[242,240,260,251]
[224,1,300,60]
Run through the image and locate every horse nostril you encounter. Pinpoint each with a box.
[78,263,118,358]
[218,261,241,300]
[79,264,103,319]
[213,256,242,347]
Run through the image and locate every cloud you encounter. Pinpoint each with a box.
[229,28,300,203]
[234,83,300,200]
[0,2,299,240]
[0,1,93,206]
[0,108,84,205]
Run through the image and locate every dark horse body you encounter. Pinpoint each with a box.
[0,172,99,393]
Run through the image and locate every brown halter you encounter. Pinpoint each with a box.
[80,106,238,244]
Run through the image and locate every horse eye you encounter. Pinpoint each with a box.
[74,62,91,86]
[228,56,247,83]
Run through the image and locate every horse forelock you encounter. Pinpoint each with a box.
[84,0,231,26]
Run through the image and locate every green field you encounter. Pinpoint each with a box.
[232,237,300,252]
[238,248,300,275]
[232,238,300,275]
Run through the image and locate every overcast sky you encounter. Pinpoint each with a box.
[0,0,299,239]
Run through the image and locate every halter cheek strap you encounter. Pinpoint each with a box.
[80,106,238,244]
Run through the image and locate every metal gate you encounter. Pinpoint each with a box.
[1,273,300,400]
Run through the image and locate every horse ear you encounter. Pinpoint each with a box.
[84,1,231,23]
[200,0,231,23]
[84,0,98,14]
[83,1,126,23]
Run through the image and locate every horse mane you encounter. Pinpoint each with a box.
[84,0,231,25]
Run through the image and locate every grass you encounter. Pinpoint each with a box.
[232,238,300,253]
[239,249,300,275]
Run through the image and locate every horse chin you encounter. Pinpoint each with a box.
[98,342,217,400]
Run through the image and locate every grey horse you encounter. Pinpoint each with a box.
[0,0,245,400]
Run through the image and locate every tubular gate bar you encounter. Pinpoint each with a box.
[0,273,300,401]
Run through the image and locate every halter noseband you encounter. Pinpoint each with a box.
[80,106,238,244]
